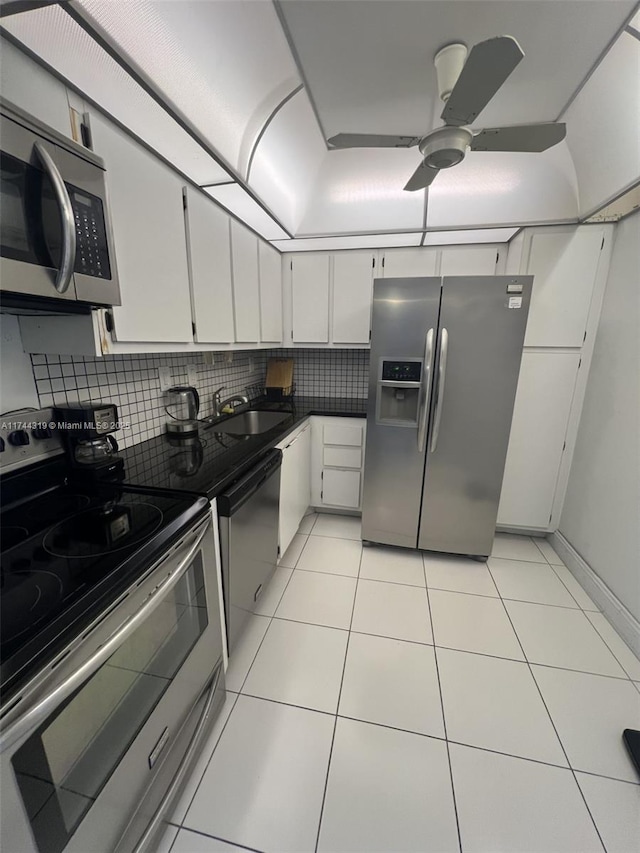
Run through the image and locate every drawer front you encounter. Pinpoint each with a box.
[323,468,361,508]
[323,446,362,469]
[323,423,363,447]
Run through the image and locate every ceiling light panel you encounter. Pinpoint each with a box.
[204,184,289,241]
[423,228,518,245]
[76,0,300,173]
[272,233,422,252]
[1,5,229,185]
[249,90,326,234]
[565,31,640,217]
[298,149,425,235]
[426,146,579,228]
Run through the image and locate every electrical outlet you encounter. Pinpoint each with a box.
[248,357,255,373]
[158,367,173,391]
[224,352,233,365]
[187,364,198,386]
[203,352,215,366]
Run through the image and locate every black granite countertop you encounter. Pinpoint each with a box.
[119,396,367,500]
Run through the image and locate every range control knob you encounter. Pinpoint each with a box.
[32,426,53,440]
[8,430,30,447]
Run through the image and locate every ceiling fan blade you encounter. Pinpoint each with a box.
[441,36,524,127]
[403,162,439,192]
[471,122,567,152]
[328,133,420,149]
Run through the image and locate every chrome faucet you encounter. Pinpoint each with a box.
[213,387,249,417]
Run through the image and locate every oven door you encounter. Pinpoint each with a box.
[0,114,120,306]
[0,515,224,853]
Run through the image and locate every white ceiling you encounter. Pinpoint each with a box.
[2,0,638,244]
[277,0,634,136]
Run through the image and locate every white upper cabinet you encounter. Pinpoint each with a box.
[332,252,375,344]
[440,245,499,276]
[291,254,330,343]
[524,228,605,348]
[184,187,235,344]
[382,248,438,278]
[230,221,260,343]
[258,242,283,344]
[89,111,193,343]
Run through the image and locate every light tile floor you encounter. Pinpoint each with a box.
[161,513,640,853]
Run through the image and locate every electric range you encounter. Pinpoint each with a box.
[0,418,209,705]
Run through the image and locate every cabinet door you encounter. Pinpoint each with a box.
[332,252,374,343]
[259,242,283,343]
[279,435,302,556]
[382,248,438,278]
[292,255,330,343]
[296,423,312,522]
[440,245,498,276]
[184,187,235,343]
[230,221,260,343]
[90,112,193,343]
[323,469,361,508]
[498,352,580,529]
[524,229,603,347]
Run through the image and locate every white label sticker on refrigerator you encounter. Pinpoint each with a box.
[508,296,523,309]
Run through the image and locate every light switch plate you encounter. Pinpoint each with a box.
[158,367,173,391]
[187,364,198,386]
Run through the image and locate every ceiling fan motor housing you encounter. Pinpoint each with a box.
[419,126,473,169]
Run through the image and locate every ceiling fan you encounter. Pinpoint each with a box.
[327,36,567,191]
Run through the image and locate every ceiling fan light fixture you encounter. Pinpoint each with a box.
[419,126,472,170]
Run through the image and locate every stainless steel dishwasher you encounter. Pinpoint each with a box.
[217,449,282,651]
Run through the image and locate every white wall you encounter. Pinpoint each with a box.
[559,211,640,621]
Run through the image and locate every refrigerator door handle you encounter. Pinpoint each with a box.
[417,328,435,452]
[430,328,449,453]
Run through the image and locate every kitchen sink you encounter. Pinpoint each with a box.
[213,410,290,435]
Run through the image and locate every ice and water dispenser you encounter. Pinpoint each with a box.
[375,359,423,426]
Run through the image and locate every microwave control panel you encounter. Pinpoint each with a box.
[69,185,112,280]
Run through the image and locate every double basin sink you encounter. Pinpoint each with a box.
[210,409,290,436]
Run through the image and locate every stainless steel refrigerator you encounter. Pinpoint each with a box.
[362,275,532,559]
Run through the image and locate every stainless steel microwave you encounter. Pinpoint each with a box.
[0,98,121,307]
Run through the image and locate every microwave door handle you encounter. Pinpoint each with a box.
[34,141,76,294]
[417,328,435,452]
[0,520,210,753]
[430,328,449,453]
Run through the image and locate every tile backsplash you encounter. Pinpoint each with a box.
[29,348,370,449]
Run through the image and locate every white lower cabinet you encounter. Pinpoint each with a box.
[498,352,581,529]
[276,420,311,557]
[311,416,366,511]
[322,469,362,508]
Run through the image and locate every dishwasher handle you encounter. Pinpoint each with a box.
[217,449,282,516]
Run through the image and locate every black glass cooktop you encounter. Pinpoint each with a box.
[0,463,208,701]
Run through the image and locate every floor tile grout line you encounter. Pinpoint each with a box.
[489,560,609,852]
[184,688,640,790]
[172,824,266,853]
[542,555,594,611]
[265,614,635,682]
[313,533,363,853]
[423,557,464,853]
[582,611,640,682]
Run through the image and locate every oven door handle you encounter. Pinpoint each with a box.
[128,663,223,853]
[0,520,210,753]
[34,141,76,294]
